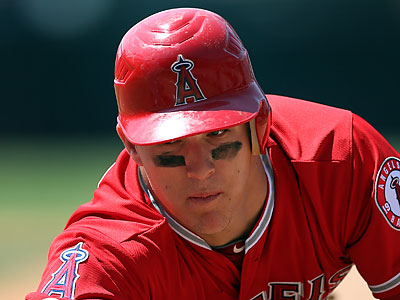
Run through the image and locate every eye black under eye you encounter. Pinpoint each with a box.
[211,141,242,160]
[153,155,185,167]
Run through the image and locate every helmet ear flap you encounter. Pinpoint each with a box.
[250,99,271,155]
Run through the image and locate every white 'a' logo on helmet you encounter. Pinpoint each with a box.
[171,55,206,106]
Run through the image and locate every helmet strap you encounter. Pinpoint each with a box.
[249,119,261,155]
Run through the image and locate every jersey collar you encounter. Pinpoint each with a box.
[138,154,275,253]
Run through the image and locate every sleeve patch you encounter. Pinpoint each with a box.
[375,157,400,230]
[41,242,89,299]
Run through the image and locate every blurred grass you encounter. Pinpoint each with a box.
[0,132,399,298]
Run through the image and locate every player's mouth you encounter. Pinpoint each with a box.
[187,192,222,205]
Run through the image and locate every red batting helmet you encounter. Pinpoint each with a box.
[114,8,271,154]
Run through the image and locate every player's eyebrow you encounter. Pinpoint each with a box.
[211,141,242,160]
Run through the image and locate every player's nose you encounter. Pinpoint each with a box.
[184,143,215,180]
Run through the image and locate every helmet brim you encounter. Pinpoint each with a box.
[118,82,265,145]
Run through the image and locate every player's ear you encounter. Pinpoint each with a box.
[116,124,143,165]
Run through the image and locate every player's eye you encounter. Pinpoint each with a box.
[207,129,228,137]
[163,139,182,145]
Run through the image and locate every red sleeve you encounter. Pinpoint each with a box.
[25,293,105,300]
[345,114,400,299]
[26,293,70,300]
[381,294,400,300]
[25,225,147,300]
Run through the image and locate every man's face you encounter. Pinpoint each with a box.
[133,123,266,245]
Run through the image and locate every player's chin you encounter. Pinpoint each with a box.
[190,211,231,237]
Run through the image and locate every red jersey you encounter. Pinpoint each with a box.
[26,95,400,300]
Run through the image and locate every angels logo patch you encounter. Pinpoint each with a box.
[375,157,400,230]
[42,242,89,299]
[171,54,206,106]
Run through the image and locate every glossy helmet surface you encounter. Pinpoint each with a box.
[114,8,270,153]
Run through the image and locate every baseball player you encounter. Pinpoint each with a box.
[26,8,400,300]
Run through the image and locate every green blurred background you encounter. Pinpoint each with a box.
[1,0,399,298]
